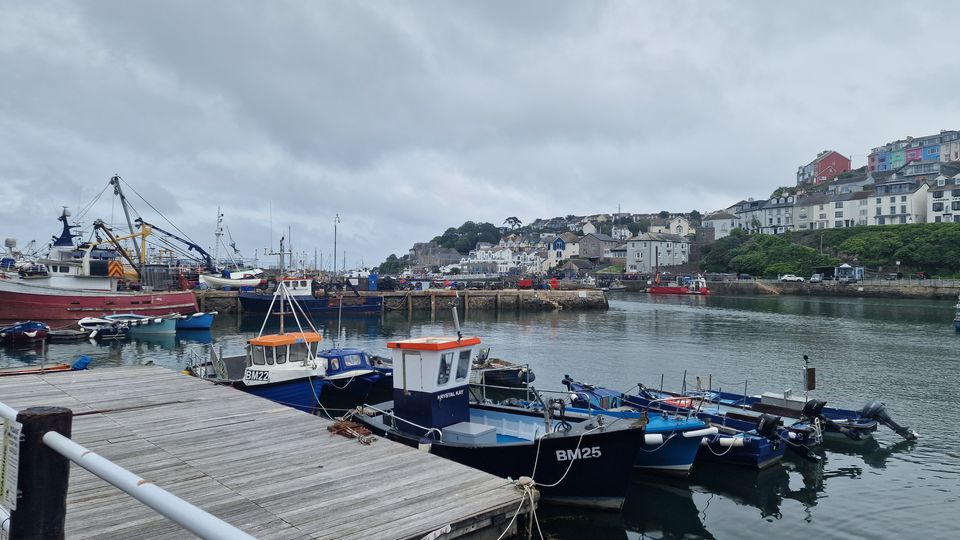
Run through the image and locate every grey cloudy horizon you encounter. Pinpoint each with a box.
[2,1,957,269]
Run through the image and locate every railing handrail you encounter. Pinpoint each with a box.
[0,400,255,539]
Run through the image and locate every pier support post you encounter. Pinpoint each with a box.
[430,293,436,318]
[407,292,413,319]
[10,406,73,540]
[495,293,500,313]
[464,291,469,319]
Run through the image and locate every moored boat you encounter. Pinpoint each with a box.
[0,321,50,345]
[469,347,536,387]
[239,278,382,316]
[954,293,960,333]
[176,311,218,330]
[104,313,179,334]
[0,209,197,324]
[561,376,785,469]
[647,274,711,295]
[350,334,677,510]
[198,272,263,290]
[77,317,129,340]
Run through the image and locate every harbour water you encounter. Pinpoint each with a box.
[2,293,958,539]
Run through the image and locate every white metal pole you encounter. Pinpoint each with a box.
[42,432,256,540]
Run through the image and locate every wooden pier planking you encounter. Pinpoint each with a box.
[0,365,527,539]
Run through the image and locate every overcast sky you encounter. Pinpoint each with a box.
[2,1,958,269]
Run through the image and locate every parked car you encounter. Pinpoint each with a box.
[780,274,804,282]
[885,272,903,280]
[809,273,823,283]
[737,273,753,280]
[915,272,929,280]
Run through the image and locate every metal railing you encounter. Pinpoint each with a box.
[0,401,254,539]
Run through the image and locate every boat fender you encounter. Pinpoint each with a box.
[682,427,718,438]
[517,476,535,488]
[700,437,745,448]
[644,434,664,445]
[417,437,432,453]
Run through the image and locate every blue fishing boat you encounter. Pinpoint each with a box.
[238,277,382,316]
[684,356,917,444]
[0,321,50,345]
[316,348,392,406]
[560,376,785,469]
[176,311,218,330]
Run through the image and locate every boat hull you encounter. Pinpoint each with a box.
[0,279,198,324]
[199,274,262,290]
[237,377,324,414]
[647,286,710,295]
[176,312,216,330]
[239,292,382,315]
[0,321,50,344]
[356,410,643,510]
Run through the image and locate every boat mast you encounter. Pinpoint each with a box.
[213,207,223,270]
[110,175,142,264]
[333,213,340,280]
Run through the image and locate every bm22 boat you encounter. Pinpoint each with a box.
[187,282,386,413]
[350,331,713,510]
[560,376,786,469]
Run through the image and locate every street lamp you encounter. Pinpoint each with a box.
[333,213,341,279]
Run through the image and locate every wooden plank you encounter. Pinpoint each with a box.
[0,365,527,539]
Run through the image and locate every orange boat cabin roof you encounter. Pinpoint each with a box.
[387,336,481,351]
[249,332,322,347]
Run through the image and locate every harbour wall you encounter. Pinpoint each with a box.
[708,280,960,300]
[196,289,610,315]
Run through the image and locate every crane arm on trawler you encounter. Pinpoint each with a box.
[89,219,150,278]
[134,218,216,272]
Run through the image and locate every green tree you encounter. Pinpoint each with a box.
[689,210,702,226]
[503,216,522,230]
[658,210,670,220]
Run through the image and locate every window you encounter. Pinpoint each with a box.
[900,216,907,224]
[933,202,944,211]
[933,191,944,199]
[955,216,960,223]
[835,220,843,228]
[834,211,843,218]
[875,207,881,216]
[938,177,946,187]
[890,206,896,215]
[343,354,362,367]
[456,350,470,381]
[835,202,843,208]
[952,189,960,197]
[890,197,896,203]
[875,198,881,204]
[935,216,942,223]
[275,346,287,365]
[901,196,907,202]
[953,201,960,211]
[437,352,453,385]
[251,346,267,365]
[878,217,885,225]
[901,205,907,214]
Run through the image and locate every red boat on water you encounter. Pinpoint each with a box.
[646,274,711,295]
[0,208,197,324]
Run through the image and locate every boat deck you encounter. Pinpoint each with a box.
[0,365,528,539]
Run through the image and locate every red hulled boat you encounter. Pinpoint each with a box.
[646,274,711,295]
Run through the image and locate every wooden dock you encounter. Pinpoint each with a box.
[0,366,529,539]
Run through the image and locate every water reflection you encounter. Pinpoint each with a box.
[691,463,792,520]
[539,474,714,540]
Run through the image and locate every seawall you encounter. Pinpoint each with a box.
[196,289,610,314]
[707,279,960,300]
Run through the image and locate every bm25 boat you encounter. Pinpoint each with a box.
[350,332,713,510]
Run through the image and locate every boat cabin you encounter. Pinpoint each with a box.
[388,336,481,434]
[318,348,376,380]
[277,278,313,294]
[229,331,323,384]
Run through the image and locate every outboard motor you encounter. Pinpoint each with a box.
[569,392,591,409]
[755,413,781,442]
[861,400,918,441]
[803,398,861,441]
[802,399,827,419]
